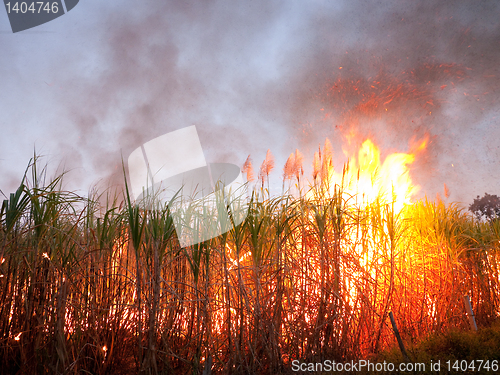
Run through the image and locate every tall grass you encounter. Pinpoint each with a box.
[0,158,499,374]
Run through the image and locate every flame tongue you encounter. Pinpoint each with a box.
[319,138,425,213]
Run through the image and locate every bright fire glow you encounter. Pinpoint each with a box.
[313,137,427,213]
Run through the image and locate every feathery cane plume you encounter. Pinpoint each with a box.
[259,149,275,188]
[242,155,254,182]
[312,151,321,181]
[283,153,295,181]
[321,139,333,182]
[294,149,304,181]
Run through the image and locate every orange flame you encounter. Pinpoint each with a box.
[311,137,427,213]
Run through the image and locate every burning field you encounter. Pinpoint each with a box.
[1,135,500,374]
[1,2,500,373]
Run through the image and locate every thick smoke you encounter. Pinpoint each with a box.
[282,0,500,203]
[47,0,499,204]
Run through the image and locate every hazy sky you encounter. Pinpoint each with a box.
[1,0,499,206]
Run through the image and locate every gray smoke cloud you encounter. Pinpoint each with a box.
[2,0,499,205]
[51,0,292,191]
[282,0,500,203]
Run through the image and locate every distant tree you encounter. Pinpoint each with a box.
[469,193,500,221]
